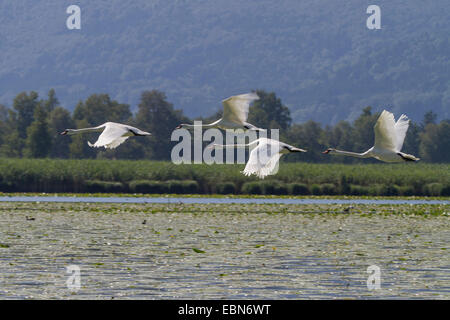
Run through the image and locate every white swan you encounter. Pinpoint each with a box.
[60,122,151,149]
[211,138,306,179]
[176,93,264,131]
[323,110,419,162]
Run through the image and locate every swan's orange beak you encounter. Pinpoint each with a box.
[322,150,330,154]
[60,130,68,135]
[175,125,182,129]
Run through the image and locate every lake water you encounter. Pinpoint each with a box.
[0,196,448,205]
[0,201,448,299]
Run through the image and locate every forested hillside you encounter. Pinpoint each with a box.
[0,0,448,124]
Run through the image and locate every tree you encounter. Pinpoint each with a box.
[402,121,421,158]
[420,121,450,162]
[351,106,379,156]
[248,90,292,131]
[286,120,325,162]
[135,90,185,160]
[422,110,437,128]
[73,94,132,126]
[49,107,74,158]
[24,105,52,158]
[323,120,355,163]
[69,119,96,159]
[0,131,23,158]
[0,105,23,157]
[12,91,40,139]
[44,89,59,113]
[0,104,9,148]
[0,104,8,123]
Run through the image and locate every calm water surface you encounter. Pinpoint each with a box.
[0,201,448,299]
[0,196,448,205]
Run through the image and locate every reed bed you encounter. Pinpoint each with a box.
[0,159,448,196]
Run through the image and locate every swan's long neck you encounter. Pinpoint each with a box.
[331,149,371,158]
[181,119,220,129]
[182,123,216,129]
[212,139,259,149]
[67,125,104,135]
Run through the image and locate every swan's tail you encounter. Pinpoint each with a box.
[397,152,420,161]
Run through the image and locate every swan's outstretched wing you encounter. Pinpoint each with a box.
[394,114,409,151]
[222,93,259,125]
[88,124,130,149]
[374,110,397,151]
[242,139,282,179]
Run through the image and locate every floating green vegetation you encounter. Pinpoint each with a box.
[0,199,448,299]
[0,201,448,217]
[1,192,449,201]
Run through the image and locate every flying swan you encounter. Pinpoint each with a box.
[60,122,151,149]
[176,92,264,131]
[211,138,307,179]
[322,110,419,162]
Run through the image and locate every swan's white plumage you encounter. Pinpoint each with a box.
[62,122,151,149]
[394,114,409,151]
[242,139,283,178]
[243,150,283,179]
[374,110,410,152]
[374,110,398,151]
[178,93,262,131]
[324,110,418,162]
[88,125,131,149]
[222,92,259,125]
[237,138,306,179]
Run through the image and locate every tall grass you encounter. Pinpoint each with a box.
[0,158,448,196]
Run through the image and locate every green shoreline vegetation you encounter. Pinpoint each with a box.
[0,159,448,196]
